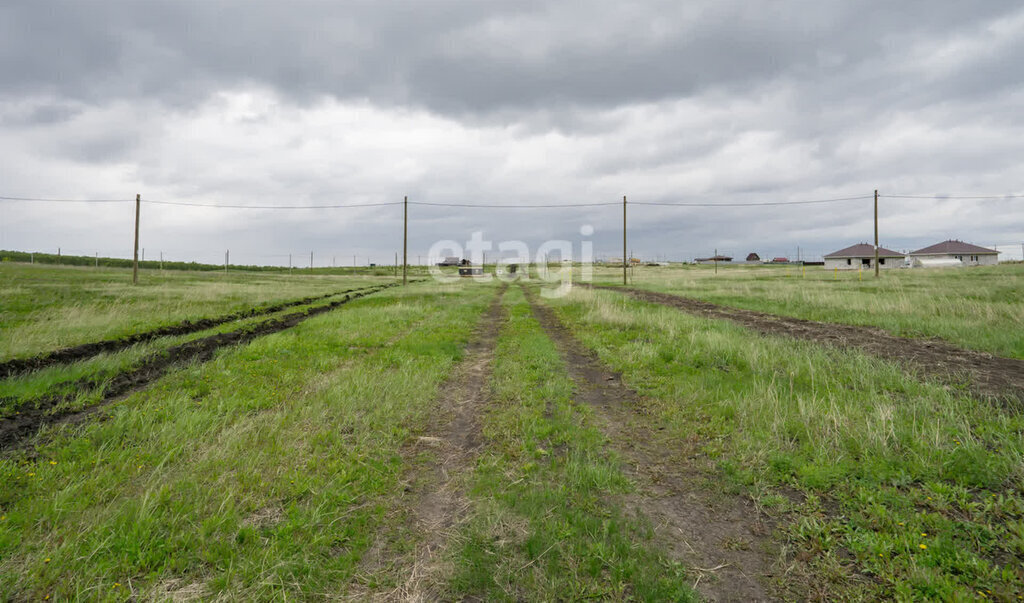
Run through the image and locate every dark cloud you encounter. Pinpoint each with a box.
[1,1,1022,262]
[2,1,1021,117]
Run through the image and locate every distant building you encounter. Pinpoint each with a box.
[909,240,999,267]
[771,257,789,263]
[746,252,760,262]
[824,243,903,270]
[695,255,732,264]
[437,256,460,266]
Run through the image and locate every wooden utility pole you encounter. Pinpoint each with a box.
[160,251,163,271]
[132,194,140,285]
[874,189,880,278]
[714,248,718,275]
[289,253,292,273]
[310,251,313,270]
[225,250,229,274]
[402,195,408,285]
[622,195,627,285]
[95,252,98,268]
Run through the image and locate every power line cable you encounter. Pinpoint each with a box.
[881,194,1024,200]
[0,195,130,203]
[409,201,620,208]
[3,192,1021,209]
[142,199,403,209]
[631,195,872,207]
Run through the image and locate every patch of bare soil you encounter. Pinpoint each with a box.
[356,285,506,601]
[523,285,778,602]
[596,285,1024,406]
[0,284,394,451]
[0,286,384,380]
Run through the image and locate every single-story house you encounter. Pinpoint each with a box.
[909,240,999,267]
[746,252,760,262]
[824,243,904,270]
[695,255,732,264]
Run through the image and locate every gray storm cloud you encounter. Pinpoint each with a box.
[0,0,1022,263]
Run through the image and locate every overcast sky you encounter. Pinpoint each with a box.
[1,0,1022,265]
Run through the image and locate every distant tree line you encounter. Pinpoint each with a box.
[0,250,414,276]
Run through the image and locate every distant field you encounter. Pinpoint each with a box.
[0,262,393,361]
[593,263,1024,359]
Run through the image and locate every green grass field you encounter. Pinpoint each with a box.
[1,262,1022,600]
[593,263,1024,359]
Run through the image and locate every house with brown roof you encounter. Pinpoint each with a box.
[823,243,904,270]
[909,240,999,267]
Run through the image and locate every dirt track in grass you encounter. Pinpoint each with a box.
[523,285,778,602]
[594,284,1024,406]
[0,287,375,380]
[358,284,506,600]
[0,285,394,451]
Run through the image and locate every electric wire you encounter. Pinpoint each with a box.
[881,194,1024,200]
[142,199,404,209]
[2,193,1021,209]
[0,195,131,203]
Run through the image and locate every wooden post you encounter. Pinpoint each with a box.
[394,251,398,277]
[160,251,163,271]
[310,251,313,270]
[95,252,98,268]
[132,194,140,285]
[874,189,880,278]
[57,247,61,264]
[289,253,292,273]
[405,195,409,284]
[225,250,229,274]
[622,195,627,285]
[714,248,718,275]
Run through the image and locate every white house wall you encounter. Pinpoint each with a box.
[824,257,901,270]
[911,253,999,267]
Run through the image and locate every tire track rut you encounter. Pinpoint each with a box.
[361,284,506,601]
[0,284,395,451]
[523,284,777,602]
[589,284,1024,406]
[0,287,374,380]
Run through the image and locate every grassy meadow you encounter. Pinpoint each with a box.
[544,283,1024,599]
[1,261,1022,600]
[592,262,1024,359]
[0,262,393,361]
